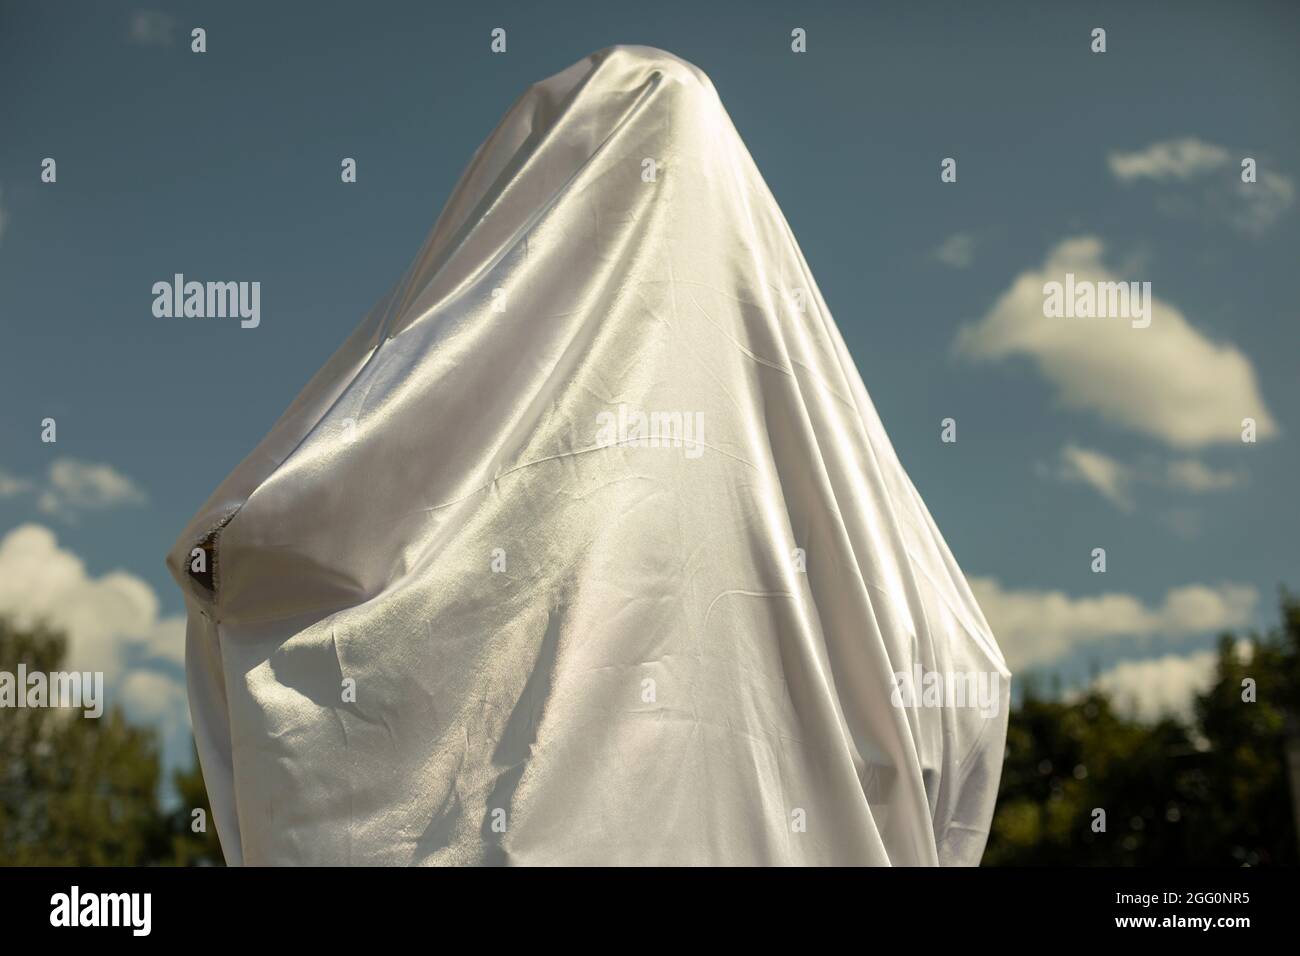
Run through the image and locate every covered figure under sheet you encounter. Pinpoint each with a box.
[167,46,1010,866]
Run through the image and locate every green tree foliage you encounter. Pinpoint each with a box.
[165,747,224,866]
[0,618,222,866]
[986,591,1300,865]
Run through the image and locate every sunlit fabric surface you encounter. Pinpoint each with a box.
[168,46,1010,866]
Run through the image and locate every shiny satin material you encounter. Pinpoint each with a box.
[167,46,1010,866]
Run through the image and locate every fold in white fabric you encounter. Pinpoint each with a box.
[168,46,1010,866]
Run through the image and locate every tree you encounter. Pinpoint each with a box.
[0,618,221,866]
[985,590,1300,865]
[164,746,224,866]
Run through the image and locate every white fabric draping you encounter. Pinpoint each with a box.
[168,46,1010,866]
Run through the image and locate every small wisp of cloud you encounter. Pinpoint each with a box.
[1108,137,1295,236]
[128,10,176,47]
[934,232,975,269]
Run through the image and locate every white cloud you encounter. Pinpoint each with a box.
[1232,171,1295,233]
[0,468,31,498]
[1107,138,1231,182]
[1048,443,1243,510]
[1159,508,1203,540]
[954,236,1278,448]
[0,524,191,778]
[0,458,147,517]
[27,458,147,519]
[969,576,1257,671]
[1108,138,1294,235]
[136,617,186,667]
[0,524,184,680]
[1057,443,1134,510]
[1091,650,1218,723]
[128,10,176,47]
[1164,458,1241,492]
[1,459,147,522]
[934,232,975,269]
[120,669,188,724]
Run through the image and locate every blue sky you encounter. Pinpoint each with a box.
[1,0,1297,772]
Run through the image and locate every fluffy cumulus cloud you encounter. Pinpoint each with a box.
[1108,138,1232,182]
[0,524,192,778]
[0,458,147,520]
[969,576,1258,671]
[955,237,1277,448]
[38,458,147,516]
[120,669,188,725]
[1089,650,1219,724]
[1107,138,1295,235]
[0,524,184,680]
